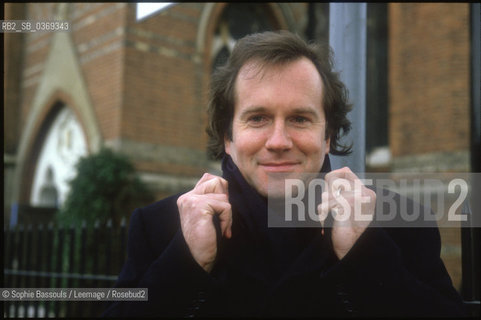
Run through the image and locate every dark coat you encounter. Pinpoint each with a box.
[103,193,466,317]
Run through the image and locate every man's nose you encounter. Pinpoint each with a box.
[265,121,293,152]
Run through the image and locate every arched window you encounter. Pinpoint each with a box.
[38,167,59,208]
[211,4,279,73]
[30,107,88,207]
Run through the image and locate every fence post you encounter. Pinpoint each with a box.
[79,221,87,317]
[2,218,130,318]
[45,222,54,317]
[33,224,44,318]
[54,225,64,317]
[66,224,77,318]
[14,224,25,318]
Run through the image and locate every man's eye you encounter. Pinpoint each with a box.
[291,116,310,124]
[247,115,267,125]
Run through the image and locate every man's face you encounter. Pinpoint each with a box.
[225,57,330,197]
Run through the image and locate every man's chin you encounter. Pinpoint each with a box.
[252,172,317,198]
[251,182,286,199]
[264,171,321,199]
[266,177,298,200]
[266,188,289,200]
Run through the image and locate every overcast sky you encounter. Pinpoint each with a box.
[136,3,175,20]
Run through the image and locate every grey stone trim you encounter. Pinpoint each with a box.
[156,7,199,25]
[77,27,124,54]
[22,75,42,89]
[196,3,215,54]
[126,27,196,49]
[69,3,103,21]
[23,63,44,78]
[138,172,198,194]
[392,150,470,173]
[105,138,209,168]
[25,36,51,54]
[138,160,223,195]
[71,3,126,32]
[79,40,123,65]
[123,39,197,62]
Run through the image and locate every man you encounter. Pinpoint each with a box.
[104,31,465,317]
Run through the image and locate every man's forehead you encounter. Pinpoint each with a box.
[234,57,324,101]
[237,58,304,81]
[232,62,326,121]
[236,57,323,85]
[237,59,271,83]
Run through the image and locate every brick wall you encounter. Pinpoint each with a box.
[119,3,211,179]
[19,4,55,132]
[388,3,470,291]
[122,3,204,149]
[69,3,127,141]
[389,3,470,158]
[11,3,309,196]
[16,3,127,143]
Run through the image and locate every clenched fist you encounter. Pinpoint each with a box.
[318,167,376,260]
[177,173,233,272]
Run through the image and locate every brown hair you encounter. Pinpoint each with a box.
[207,30,352,159]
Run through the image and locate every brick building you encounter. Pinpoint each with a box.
[4,3,473,292]
[4,3,311,209]
[389,3,470,172]
[387,4,471,292]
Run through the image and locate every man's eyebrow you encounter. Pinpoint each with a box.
[239,106,321,119]
[239,106,269,118]
[287,107,322,121]
[290,107,320,117]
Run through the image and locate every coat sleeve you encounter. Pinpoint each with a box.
[320,221,467,316]
[102,206,219,317]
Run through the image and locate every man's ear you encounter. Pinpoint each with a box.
[325,137,330,155]
[224,137,231,155]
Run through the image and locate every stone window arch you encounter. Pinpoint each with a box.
[30,106,88,207]
[38,166,59,208]
[210,4,280,73]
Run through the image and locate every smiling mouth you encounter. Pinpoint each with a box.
[259,162,300,172]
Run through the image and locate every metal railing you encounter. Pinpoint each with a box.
[3,219,127,318]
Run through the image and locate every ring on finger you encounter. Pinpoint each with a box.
[335,188,342,197]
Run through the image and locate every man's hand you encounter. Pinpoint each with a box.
[177,173,233,273]
[318,167,376,260]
